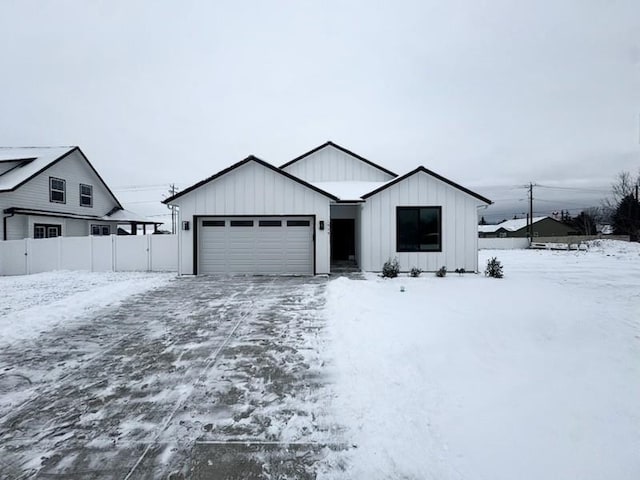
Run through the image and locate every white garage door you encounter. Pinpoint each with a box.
[198,216,314,275]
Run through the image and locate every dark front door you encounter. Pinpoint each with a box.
[331,219,355,261]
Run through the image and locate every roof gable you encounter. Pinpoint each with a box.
[0,146,122,209]
[163,155,339,204]
[361,166,492,204]
[280,141,398,181]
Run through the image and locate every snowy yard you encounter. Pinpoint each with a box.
[325,240,640,479]
[0,241,638,478]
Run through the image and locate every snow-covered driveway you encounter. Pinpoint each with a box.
[0,275,339,479]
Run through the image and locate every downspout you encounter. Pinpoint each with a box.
[3,211,15,241]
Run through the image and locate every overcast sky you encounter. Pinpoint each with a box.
[1,0,639,223]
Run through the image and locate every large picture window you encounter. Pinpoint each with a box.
[396,206,442,252]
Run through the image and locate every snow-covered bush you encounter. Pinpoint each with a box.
[485,257,503,278]
[409,267,422,277]
[382,258,400,278]
[435,266,447,277]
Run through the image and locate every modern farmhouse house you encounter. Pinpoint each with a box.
[0,146,156,241]
[164,141,492,275]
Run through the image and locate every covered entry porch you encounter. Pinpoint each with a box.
[330,203,361,273]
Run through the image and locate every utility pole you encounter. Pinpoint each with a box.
[528,182,534,241]
[168,184,177,234]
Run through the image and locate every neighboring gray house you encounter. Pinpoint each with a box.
[164,141,492,275]
[478,216,578,238]
[1,146,156,241]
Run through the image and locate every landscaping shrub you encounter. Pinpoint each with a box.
[409,267,422,277]
[454,268,466,275]
[382,258,400,278]
[485,257,504,278]
[435,266,447,277]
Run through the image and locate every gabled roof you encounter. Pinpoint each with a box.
[279,141,398,178]
[361,166,492,204]
[0,146,123,209]
[163,155,339,204]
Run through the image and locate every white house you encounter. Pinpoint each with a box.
[164,141,492,275]
[1,146,156,241]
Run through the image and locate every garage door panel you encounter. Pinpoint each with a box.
[199,216,313,275]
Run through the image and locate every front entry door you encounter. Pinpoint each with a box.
[330,219,355,261]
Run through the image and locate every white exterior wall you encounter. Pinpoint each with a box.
[282,145,395,182]
[172,161,332,275]
[1,149,121,240]
[360,172,483,272]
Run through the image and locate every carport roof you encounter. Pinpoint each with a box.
[163,155,340,204]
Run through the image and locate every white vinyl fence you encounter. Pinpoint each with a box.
[0,235,178,276]
[478,237,530,250]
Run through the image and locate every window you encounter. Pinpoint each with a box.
[34,223,61,239]
[91,224,111,236]
[230,220,253,227]
[203,220,225,227]
[80,184,93,207]
[49,177,66,203]
[259,220,282,227]
[286,220,310,227]
[396,206,441,252]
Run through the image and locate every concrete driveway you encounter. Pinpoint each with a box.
[0,276,345,479]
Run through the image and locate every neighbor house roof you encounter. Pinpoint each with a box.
[280,141,398,178]
[163,155,339,204]
[0,146,123,209]
[479,216,547,233]
[3,207,158,225]
[361,166,493,204]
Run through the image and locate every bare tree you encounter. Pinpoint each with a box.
[602,170,640,222]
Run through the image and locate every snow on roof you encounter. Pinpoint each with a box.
[310,181,391,201]
[479,216,548,233]
[104,208,157,224]
[0,147,76,191]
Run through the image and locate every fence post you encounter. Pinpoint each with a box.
[147,235,152,272]
[111,234,117,272]
[25,238,31,275]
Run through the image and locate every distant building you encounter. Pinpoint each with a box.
[479,216,578,238]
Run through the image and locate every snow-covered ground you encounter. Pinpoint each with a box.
[324,240,640,479]
[0,271,174,345]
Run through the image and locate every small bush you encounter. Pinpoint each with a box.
[382,258,400,278]
[485,257,504,278]
[409,267,422,277]
[454,268,466,275]
[435,266,447,277]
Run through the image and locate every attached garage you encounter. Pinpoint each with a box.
[197,216,315,275]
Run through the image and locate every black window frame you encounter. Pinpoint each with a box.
[49,177,66,204]
[79,183,93,207]
[396,206,442,252]
[230,220,254,227]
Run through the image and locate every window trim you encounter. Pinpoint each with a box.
[34,223,62,239]
[79,183,93,207]
[49,177,66,204]
[396,206,442,253]
[91,224,111,236]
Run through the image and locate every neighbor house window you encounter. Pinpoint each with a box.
[49,177,66,203]
[80,184,93,207]
[91,224,111,236]
[396,206,442,252]
[34,223,61,238]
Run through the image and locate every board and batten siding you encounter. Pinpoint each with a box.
[173,160,332,275]
[282,145,395,182]
[1,150,120,239]
[360,171,482,272]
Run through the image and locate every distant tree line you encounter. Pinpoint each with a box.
[604,171,640,241]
